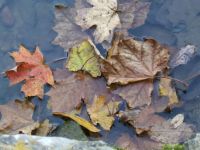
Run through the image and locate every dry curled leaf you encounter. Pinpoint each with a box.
[54,112,100,132]
[47,69,119,113]
[87,95,120,130]
[6,45,54,98]
[53,5,88,52]
[0,100,39,134]
[101,32,169,85]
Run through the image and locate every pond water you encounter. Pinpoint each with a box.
[0,0,200,146]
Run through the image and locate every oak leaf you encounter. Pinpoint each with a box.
[66,40,101,77]
[101,32,169,85]
[87,95,120,130]
[0,100,39,134]
[6,45,54,98]
[54,112,100,132]
[47,69,119,113]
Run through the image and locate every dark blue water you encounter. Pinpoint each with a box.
[1,0,200,145]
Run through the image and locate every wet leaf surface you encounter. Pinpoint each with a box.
[87,95,120,130]
[6,45,54,98]
[0,100,39,134]
[101,32,169,85]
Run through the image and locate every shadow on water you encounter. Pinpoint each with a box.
[1,0,200,146]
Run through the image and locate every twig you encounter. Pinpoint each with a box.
[184,72,200,81]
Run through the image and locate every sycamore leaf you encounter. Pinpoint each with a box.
[54,112,100,132]
[66,40,101,77]
[87,95,120,130]
[159,78,179,106]
[47,69,120,113]
[113,81,153,109]
[75,0,120,43]
[75,0,150,44]
[53,5,88,52]
[6,45,54,98]
[101,32,169,85]
[0,100,39,134]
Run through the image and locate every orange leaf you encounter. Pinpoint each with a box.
[6,45,54,98]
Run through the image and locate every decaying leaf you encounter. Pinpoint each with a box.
[66,40,101,77]
[120,105,194,144]
[117,0,150,36]
[87,95,120,130]
[34,119,54,136]
[6,45,54,98]
[113,81,153,108]
[170,45,196,68]
[75,0,120,43]
[53,5,88,52]
[101,32,169,85]
[75,0,150,44]
[47,69,119,113]
[116,134,162,150]
[0,100,39,134]
[159,78,179,106]
[54,112,100,132]
[149,117,194,144]
[170,114,184,129]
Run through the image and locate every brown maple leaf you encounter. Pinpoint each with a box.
[101,32,169,85]
[0,100,39,134]
[47,69,119,113]
[6,45,54,98]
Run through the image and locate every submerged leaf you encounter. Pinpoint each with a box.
[87,95,120,130]
[159,78,179,106]
[6,45,54,98]
[101,32,169,85]
[113,81,153,109]
[53,112,100,132]
[67,40,101,77]
[53,5,88,52]
[0,100,39,134]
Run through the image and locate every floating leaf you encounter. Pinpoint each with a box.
[52,5,88,52]
[6,45,54,98]
[67,40,101,77]
[159,78,179,106]
[54,112,100,132]
[101,32,169,85]
[47,69,119,113]
[113,81,153,109]
[87,95,120,130]
[75,0,120,43]
[0,100,39,134]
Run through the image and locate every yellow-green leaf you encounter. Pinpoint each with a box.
[66,40,101,77]
[53,112,100,132]
[159,78,179,106]
[87,95,120,130]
